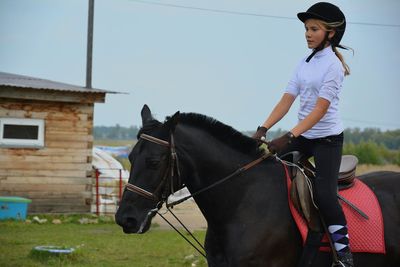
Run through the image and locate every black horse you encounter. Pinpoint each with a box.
[116,105,400,267]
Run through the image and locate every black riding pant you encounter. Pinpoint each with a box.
[281,132,346,227]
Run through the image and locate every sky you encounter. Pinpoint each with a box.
[1,0,399,132]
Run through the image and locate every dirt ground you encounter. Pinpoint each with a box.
[152,199,207,231]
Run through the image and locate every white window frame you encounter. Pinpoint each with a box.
[0,118,45,148]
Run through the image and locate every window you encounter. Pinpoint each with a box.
[0,118,45,148]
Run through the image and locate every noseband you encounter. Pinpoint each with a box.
[125,133,181,203]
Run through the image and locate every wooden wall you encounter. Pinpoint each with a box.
[0,98,94,213]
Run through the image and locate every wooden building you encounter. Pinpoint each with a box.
[0,72,111,213]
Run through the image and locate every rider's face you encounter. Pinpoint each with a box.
[304,19,334,49]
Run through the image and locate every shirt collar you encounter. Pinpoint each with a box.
[313,46,334,59]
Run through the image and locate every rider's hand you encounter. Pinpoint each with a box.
[267,132,295,154]
[252,126,268,141]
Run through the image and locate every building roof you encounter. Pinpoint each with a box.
[0,72,114,94]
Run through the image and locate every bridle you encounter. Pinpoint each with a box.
[125,132,272,207]
[125,133,181,203]
[124,131,272,256]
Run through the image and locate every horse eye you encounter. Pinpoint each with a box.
[145,158,160,170]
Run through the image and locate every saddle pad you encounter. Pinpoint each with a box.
[284,166,386,254]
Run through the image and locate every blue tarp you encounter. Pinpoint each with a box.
[95,146,131,158]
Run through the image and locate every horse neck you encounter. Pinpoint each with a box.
[176,126,252,186]
[175,126,287,224]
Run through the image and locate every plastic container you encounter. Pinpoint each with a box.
[0,196,32,220]
[33,246,75,255]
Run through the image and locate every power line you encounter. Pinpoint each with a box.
[129,0,295,20]
[129,0,400,28]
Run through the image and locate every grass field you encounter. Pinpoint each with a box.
[0,216,207,267]
[94,140,136,147]
[356,164,400,175]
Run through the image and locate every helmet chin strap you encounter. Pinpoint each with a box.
[306,32,330,62]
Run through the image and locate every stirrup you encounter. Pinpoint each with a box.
[331,252,354,267]
[331,262,346,267]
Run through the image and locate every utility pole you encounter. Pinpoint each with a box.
[86,0,95,88]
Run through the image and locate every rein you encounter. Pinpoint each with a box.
[166,150,271,208]
[125,133,272,257]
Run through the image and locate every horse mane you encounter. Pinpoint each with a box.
[137,111,262,156]
[177,113,261,156]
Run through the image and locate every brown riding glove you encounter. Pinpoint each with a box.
[267,132,295,154]
[252,126,268,141]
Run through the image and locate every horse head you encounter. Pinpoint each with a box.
[116,104,263,233]
[115,105,182,233]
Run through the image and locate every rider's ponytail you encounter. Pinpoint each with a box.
[317,20,351,76]
[333,46,351,76]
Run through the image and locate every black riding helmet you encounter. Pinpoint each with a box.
[297,2,346,61]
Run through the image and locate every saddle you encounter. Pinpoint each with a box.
[284,152,358,231]
[282,152,386,256]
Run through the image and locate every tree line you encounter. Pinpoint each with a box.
[342,128,400,165]
[94,125,140,140]
[94,126,400,165]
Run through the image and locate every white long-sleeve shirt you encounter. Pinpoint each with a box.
[285,46,344,139]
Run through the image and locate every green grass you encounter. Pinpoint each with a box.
[0,218,207,267]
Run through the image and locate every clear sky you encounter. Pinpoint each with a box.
[1,0,399,131]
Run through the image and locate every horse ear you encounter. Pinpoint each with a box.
[165,111,180,131]
[141,104,154,125]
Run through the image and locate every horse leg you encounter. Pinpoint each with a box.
[204,227,229,267]
[297,230,324,267]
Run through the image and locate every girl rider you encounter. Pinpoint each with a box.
[253,2,353,267]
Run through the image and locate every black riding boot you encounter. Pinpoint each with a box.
[332,252,354,267]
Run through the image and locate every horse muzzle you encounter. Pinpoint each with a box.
[137,208,158,233]
[115,208,158,234]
